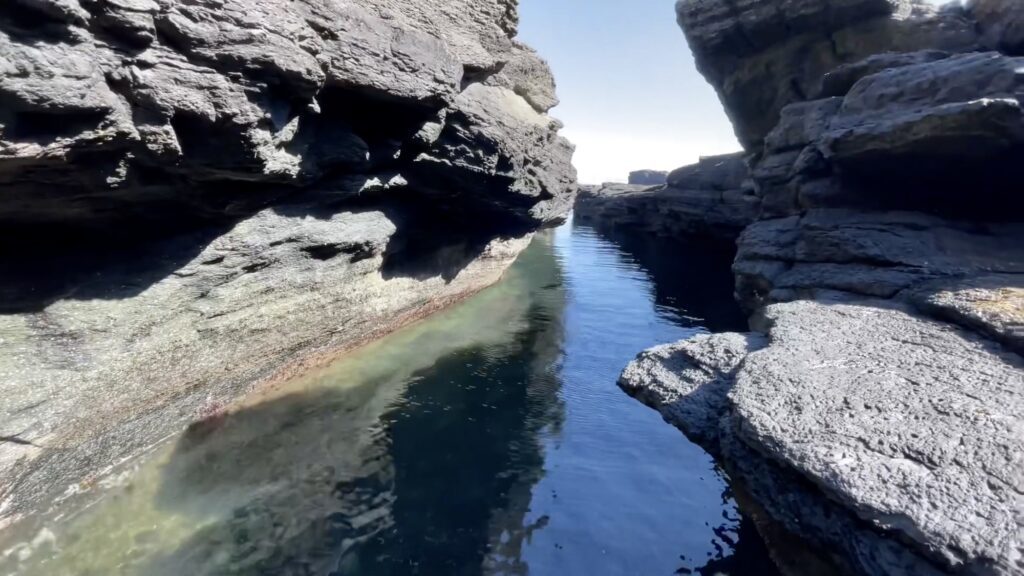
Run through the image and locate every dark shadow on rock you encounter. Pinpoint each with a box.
[143,268,567,575]
[837,146,1024,222]
[0,219,236,314]
[575,221,749,333]
[0,2,79,43]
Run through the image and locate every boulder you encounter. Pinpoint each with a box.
[968,0,1024,56]
[622,297,1024,576]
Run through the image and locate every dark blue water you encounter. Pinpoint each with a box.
[4,219,777,576]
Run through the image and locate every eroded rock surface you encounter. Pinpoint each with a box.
[616,1,1024,575]
[622,298,1024,576]
[0,0,575,529]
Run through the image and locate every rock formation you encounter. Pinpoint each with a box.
[0,0,575,528]
[627,169,668,186]
[575,153,759,242]
[614,1,1024,575]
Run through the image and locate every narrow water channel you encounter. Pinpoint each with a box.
[1,218,778,576]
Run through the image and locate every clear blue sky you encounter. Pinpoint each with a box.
[517,0,951,184]
[517,0,739,184]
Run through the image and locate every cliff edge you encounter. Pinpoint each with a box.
[615,1,1023,575]
[0,0,576,529]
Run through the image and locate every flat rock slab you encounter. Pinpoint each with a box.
[619,333,766,444]
[736,298,1023,575]
[908,274,1024,354]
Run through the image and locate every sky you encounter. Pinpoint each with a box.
[516,0,739,184]
[516,0,953,184]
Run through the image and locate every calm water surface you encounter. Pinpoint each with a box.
[1,219,778,576]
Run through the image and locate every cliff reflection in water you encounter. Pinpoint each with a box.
[4,221,778,576]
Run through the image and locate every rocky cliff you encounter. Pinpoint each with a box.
[613,1,1023,575]
[575,153,759,242]
[627,169,668,186]
[0,0,575,528]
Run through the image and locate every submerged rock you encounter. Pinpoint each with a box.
[0,0,575,528]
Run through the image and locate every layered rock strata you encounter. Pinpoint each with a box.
[618,1,1024,575]
[623,297,1022,576]
[575,153,759,242]
[0,0,575,528]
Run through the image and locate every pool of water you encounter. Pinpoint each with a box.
[0,219,778,576]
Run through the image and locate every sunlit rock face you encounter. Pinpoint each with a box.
[676,0,980,149]
[617,1,1024,575]
[0,0,575,528]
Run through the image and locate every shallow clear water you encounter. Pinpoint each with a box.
[1,219,778,576]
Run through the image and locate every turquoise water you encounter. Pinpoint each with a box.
[1,219,777,576]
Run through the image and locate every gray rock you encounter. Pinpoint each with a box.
[484,42,560,113]
[574,155,760,242]
[574,153,757,241]
[409,82,577,225]
[822,52,1024,166]
[764,98,844,154]
[621,298,1024,576]
[907,274,1024,354]
[817,49,952,98]
[968,0,1024,56]
[748,51,1024,222]
[736,299,1023,575]
[573,183,661,229]
[666,151,748,190]
[0,0,576,532]
[0,192,536,527]
[676,0,979,148]
[0,0,576,227]
[627,169,668,186]
[619,333,766,445]
[629,3,1024,576]
[733,209,1024,311]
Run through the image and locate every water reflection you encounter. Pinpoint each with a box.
[1,220,777,576]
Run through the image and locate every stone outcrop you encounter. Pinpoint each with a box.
[622,297,1023,576]
[627,169,668,186]
[0,0,575,529]
[574,153,759,242]
[676,0,980,149]
[617,1,1024,575]
[969,0,1024,56]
